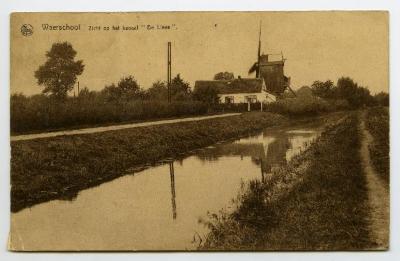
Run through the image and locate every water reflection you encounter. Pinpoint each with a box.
[166,128,318,221]
[196,129,316,182]
[169,162,177,220]
[10,125,321,251]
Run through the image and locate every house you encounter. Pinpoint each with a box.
[194,77,276,105]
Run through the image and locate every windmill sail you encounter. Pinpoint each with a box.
[256,22,261,78]
[248,62,258,74]
[248,21,262,77]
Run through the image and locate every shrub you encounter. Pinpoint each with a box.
[325,99,350,111]
[264,96,331,116]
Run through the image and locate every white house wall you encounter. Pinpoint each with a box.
[218,92,276,104]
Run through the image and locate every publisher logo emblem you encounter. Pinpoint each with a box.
[21,24,33,36]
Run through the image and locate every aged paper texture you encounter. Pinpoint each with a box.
[10,12,389,251]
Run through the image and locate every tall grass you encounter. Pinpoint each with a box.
[200,113,374,250]
[11,94,209,133]
[366,106,389,183]
[11,90,353,134]
[11,93,276,134]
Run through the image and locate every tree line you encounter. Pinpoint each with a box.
[31,41,233,103]
[11,42,240,133]
[310,78,389,108]
[31,41,388,107]
[11,41,388,133]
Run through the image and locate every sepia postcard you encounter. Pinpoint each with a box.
[9,11,389,251]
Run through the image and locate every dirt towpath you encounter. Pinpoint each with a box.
[359,111,389,249]
[11,113,241,142]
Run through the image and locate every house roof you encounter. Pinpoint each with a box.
[194,78,265,94]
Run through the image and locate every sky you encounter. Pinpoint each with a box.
[11,11,389,96]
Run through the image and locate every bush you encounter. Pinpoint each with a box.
[328,99,350,110]
[373,92,389,106]
[264,96,331,116]
[211,102,263,113]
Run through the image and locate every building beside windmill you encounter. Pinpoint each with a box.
[194,77,276,104]
[193,23,293,107]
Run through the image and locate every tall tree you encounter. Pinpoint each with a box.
[146,80,168,100]
[170,74,191,100]
[193,85,219,104]
[102,75,141,102]
[117,76,141,100]
[214,72,234,81]
[311,80,336,99]
[34,42,84,99]
[102,83,120,103]
[337,77,373,108]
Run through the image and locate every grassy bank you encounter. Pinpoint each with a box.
[365,106,389,184]
[199,112,374,250]
[11,112,288,212]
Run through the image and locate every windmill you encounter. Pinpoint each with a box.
[248,22,296,97]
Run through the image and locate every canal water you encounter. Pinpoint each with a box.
[10,123,322,251]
